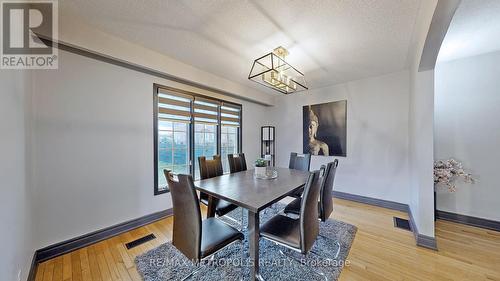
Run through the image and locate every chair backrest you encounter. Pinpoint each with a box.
[299,170,321,253]
[289,152,311,171]
[166,171,202,261]
[319,165,326,177]
[228,153,247,173]
[162,169,172,192]
[319,160,339,222]
[198,155,223,180]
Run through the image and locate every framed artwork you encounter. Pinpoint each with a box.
[303,100,347,156]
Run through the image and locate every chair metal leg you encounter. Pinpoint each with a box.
[225,208,245,231]
[277,249,328,281]
[221,214,242,230]
[240,239,245,259]
[180,268,202,281]
[315,235,341,259]
[181,258,210,281]
[181,240,245,281]
[216,207,245,231]
[241,208,246,230]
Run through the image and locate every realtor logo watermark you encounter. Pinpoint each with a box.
[1,0,58,69]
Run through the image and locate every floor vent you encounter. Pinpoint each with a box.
[393,217,412,231]
[125,234,156,249]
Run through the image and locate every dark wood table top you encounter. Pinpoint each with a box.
[195,168,309,213]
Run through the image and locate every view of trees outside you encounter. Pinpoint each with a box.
[157,122,239,190]
[194,123,217,179]
[157,120,189,191]
[221,126,238,172]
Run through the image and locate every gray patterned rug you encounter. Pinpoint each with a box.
[135,203,357,281]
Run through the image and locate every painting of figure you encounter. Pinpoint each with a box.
[303,100,347,157]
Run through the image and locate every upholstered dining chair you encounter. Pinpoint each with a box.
[198,155,240,228]
[198,155,238,216]
[259,170,328,280]
[289,152,311,171]
[162,169,171,192]
[288,152,312,198]
[283,160,341,258]
[284,160,338,221]
[227,153,247,229]
[227,153,247,173]
[166,170,244,280]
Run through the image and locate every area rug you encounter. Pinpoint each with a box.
[135,203,357,280]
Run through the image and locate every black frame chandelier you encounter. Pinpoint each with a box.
[248,46,308,94]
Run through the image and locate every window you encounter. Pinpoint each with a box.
[221,125,239,172]
[154,91,192,194]
[193,98,219,179]
[157,121,190,190]
[220,104,242,172]
[194,123,217,179]
[154,85,242,195]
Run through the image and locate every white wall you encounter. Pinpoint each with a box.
[435,51,500,221]
[408,69,435,237]
[270,71,411,204]
[39,15,275,106]
[407,0,438,238]
[31,50,269,249]
[0,69,33,281]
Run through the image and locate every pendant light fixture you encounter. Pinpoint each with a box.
[248,46,308,94]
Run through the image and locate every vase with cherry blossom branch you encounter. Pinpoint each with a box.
[434,158,474,192]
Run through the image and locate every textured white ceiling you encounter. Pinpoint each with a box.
[439,0,500,62]
[59,0,421,93]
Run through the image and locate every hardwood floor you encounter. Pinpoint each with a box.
[35,198,500,281]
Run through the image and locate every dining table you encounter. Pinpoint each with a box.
[195,167,310,281]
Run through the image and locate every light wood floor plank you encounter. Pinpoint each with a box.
[52,257,63,281]
[42,259,55,281]
[35,261,46,281]
[34,198,500,281]
[116,244,134,270]
[95,251,113,281]
[78,248,92,281]
[104,235,132,281]
[70,252,82,281]
[62,253,72,281]
[86,245,101,281]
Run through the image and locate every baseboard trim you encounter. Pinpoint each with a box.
[416,234,438,250]
[408,207,438,250]
[333,191,409,212]
[333,191,438,250]
[27,208,173,281]
[436,210,500,232]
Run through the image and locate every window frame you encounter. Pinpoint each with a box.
[153,84,242,195]
[157,120,190,189]
[220,125,240,173]
[193,122,218,180]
